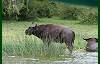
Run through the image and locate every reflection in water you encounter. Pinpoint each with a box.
[2,52,98,64]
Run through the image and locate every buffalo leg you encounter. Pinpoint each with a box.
[65,41,73,54]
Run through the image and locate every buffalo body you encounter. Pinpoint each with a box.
[25,24,75,54]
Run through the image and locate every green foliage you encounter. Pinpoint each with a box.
[2,0,55,20]
[2,38,66,58]
[27,0,57,18]
[78,8,98,24]
[2,0,98,24]
[54,3,98,24]
[2,0,25,20]
[55,3,80,20]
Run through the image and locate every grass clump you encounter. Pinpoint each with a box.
[2,35,67,59]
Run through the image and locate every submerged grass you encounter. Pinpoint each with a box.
[2,18,98,60]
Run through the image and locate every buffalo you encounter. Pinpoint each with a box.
[83,38,98,52]
[25,24,75,54]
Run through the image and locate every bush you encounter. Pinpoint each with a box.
[55,2,98,24]
[60,7,80,20]
[2,0,56,20]
[2,0,98,24]
[55,3,82,20]
[78,8,98,24]
[27,1,56,18]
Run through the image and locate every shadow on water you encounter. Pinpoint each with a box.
[2,51,98,64]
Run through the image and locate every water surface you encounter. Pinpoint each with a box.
[3,51,98,64]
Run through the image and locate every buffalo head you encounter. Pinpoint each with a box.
[25,24,37,35]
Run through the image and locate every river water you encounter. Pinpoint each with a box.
[2,51,98,64]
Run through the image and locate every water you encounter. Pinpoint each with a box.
[2,51,98,64]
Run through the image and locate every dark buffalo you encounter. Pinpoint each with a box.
[83,38,98,52]
[25,24,75,54]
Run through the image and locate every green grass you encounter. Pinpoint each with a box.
[2,18,98,60]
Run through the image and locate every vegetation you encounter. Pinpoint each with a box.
[2,18,98,59]
[55,0,98,6]
[2,0,98,24]
[2,0,98,60]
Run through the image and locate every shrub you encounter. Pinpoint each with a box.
[2,0,56,20]
[2,0,98,24]
[60,7,81,20]
[2,0,25,20]
[27,1,56,18]
[55,3,81,20]
[55,2,98,24]
[78,8,98,24]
